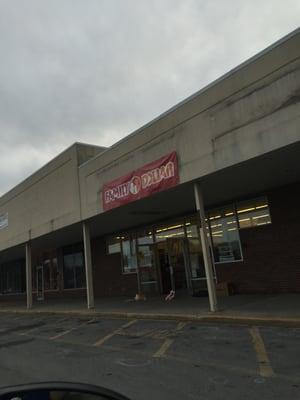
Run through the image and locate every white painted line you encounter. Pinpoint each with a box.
[19,317,74,336]
[153,338,174,358]
[50,318,95,340]
[153,321,187,358]
[93,319,137,347]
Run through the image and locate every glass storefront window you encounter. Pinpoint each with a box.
[107,236,122,254]
[155,222,185,241]
[43,259,51,291]
[209,205,242,263]
[122,235,137,274]
[137,245,154,268]
[188,238,206,279]
[184,216,207,293]
[137,228,154,245]
[0,260,26,294]
[63,247,86,289]
[237,197,271,229]
[185,217,199,238]
[33,253,58,292]
[188,238,202,253]
[51,257,58,290]
[104,194,271,290]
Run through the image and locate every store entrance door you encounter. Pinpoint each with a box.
[36,265,44,301]
[157,238,190,295]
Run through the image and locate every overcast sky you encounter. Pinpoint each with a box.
[0,0,299,194]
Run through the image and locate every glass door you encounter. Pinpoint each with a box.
[185,218,209,294]
[156,241,172,294]
[167,238,190,294]
[137,243,158,294]
[36,265,44,301]
[156,238,191,295]
[136,229,159,295]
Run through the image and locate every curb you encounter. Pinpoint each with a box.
[0,308,300,327]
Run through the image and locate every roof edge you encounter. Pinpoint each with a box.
[88,27,300,163]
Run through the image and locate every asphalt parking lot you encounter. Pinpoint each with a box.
[0,313,299,400]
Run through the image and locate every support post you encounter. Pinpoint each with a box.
[83,221,95,309]
[25,242,32,309]
[194,183,218,312]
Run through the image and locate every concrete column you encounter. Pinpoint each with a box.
[194,183,218,312]
[25,242,33,309]
[82,221,95,309]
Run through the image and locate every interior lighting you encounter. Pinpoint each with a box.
[209,215,221,220]
[237,207,255,214]
[252,214,269,219]
[156,224,183,233]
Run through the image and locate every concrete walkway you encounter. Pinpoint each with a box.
[0,293,300,326]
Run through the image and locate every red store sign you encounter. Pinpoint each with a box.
[102,151,179,211]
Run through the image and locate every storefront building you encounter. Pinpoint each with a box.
[0,29,299,309]
[104,195,272,296]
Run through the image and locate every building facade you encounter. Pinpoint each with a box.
[0,29,299,308]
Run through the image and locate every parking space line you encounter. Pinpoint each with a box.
[249,326,274,378]
[49,319,95,340]
[18,325,45,336]
[13,316,23,321]
[153,321,187,358]
[153,338,174,358]
[19,317,69,336]
[176,322,187,331]
[93,319,137,347]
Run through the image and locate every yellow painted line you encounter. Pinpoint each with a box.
[14,328,300,386]
[153,321,187,358]
[153,338,174,358]
[104,341,300,384]
[93,319,137,347]
[176,321,187,331]
[49,319,95,340]
[249,327,274,378]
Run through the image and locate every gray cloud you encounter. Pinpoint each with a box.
[0,0,299,193]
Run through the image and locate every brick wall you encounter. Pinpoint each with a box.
[216,182,300,294]
[91,236,138,298]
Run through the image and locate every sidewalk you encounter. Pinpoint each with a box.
[1,293,300,326]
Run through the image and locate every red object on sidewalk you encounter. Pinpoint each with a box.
[102,151,179,211]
